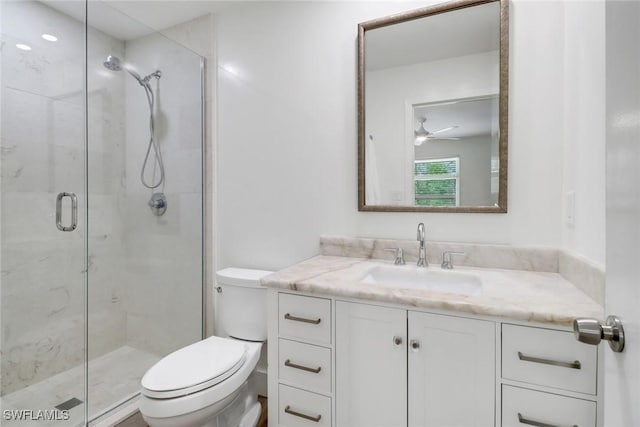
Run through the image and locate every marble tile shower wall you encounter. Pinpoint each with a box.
[0,1,127,394]
[121,29,202,356]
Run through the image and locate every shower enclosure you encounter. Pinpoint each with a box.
[0,1,204,425]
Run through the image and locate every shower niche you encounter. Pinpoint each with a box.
[0,1,204,425]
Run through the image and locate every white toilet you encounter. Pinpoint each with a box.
[139,268,273,427]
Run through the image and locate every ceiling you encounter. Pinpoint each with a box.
[42,0,242,41]
[414,96,498,139]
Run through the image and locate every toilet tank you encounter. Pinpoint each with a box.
[216,268,273,341]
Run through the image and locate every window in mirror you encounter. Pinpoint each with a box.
[415,157,459,207]
[412,95,499,207]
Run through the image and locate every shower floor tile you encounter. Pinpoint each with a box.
[1,346,160,426]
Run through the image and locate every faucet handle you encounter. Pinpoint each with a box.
[417,222,425,241]
[441,251,465,269]
[384,248,406,265]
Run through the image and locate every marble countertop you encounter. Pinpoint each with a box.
[261,255,604,326]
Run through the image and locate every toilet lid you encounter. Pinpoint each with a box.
[141,336,246,399]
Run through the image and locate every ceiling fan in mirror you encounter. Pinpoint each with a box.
[414,117,460,146]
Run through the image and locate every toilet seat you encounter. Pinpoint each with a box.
[141,336,247,399]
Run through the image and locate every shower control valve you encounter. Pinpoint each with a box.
[148,193,167,216]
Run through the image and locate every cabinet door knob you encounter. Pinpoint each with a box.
[410,339,421,351]
[393,336,403,346]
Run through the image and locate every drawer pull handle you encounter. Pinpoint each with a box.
[517,352,581,370]
[284,405,322,422]
[284,313,322,324]
[518,412,577,427]
[284,359,322,373]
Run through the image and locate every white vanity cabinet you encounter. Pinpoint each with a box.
[500,324,600,427]
[335,301,495,427]
[269,292,334,427]
[267,290,602,427]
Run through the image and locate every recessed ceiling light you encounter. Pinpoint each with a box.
[41,34,58,42]
[16,43,31,51]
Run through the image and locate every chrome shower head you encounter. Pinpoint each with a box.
[103,54,146,85]
[103,55,122,71]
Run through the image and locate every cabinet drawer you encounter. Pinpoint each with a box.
[279,339,331,394]
[502,385,596,427]
[279,293,331,345]
[502,324,597,394]
[279,384,331,427]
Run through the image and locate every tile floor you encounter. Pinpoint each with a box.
[114,411,148,427]
[1,346,160,427]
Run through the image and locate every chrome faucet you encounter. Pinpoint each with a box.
[417,223,427,267]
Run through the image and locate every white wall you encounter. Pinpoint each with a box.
[561,0,605,266]
[215,0,605,271]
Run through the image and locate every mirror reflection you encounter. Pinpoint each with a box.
[359,0,508,212]
[412,96,499,207]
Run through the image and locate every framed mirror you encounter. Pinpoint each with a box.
[358,0,509,213]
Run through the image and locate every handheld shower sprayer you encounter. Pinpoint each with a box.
[103,55,166,215]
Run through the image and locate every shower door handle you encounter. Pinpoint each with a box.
[56,192,78,232]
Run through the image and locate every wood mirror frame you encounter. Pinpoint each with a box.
[357,0,509,213]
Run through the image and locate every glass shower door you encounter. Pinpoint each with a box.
[85,2,204,421]
[1,1,204,424]
[1,1,88,426]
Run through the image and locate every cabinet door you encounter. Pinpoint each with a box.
[408,311,495,427]
[336,301,407,427]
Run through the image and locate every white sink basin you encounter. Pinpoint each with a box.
[360,265,482,296]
